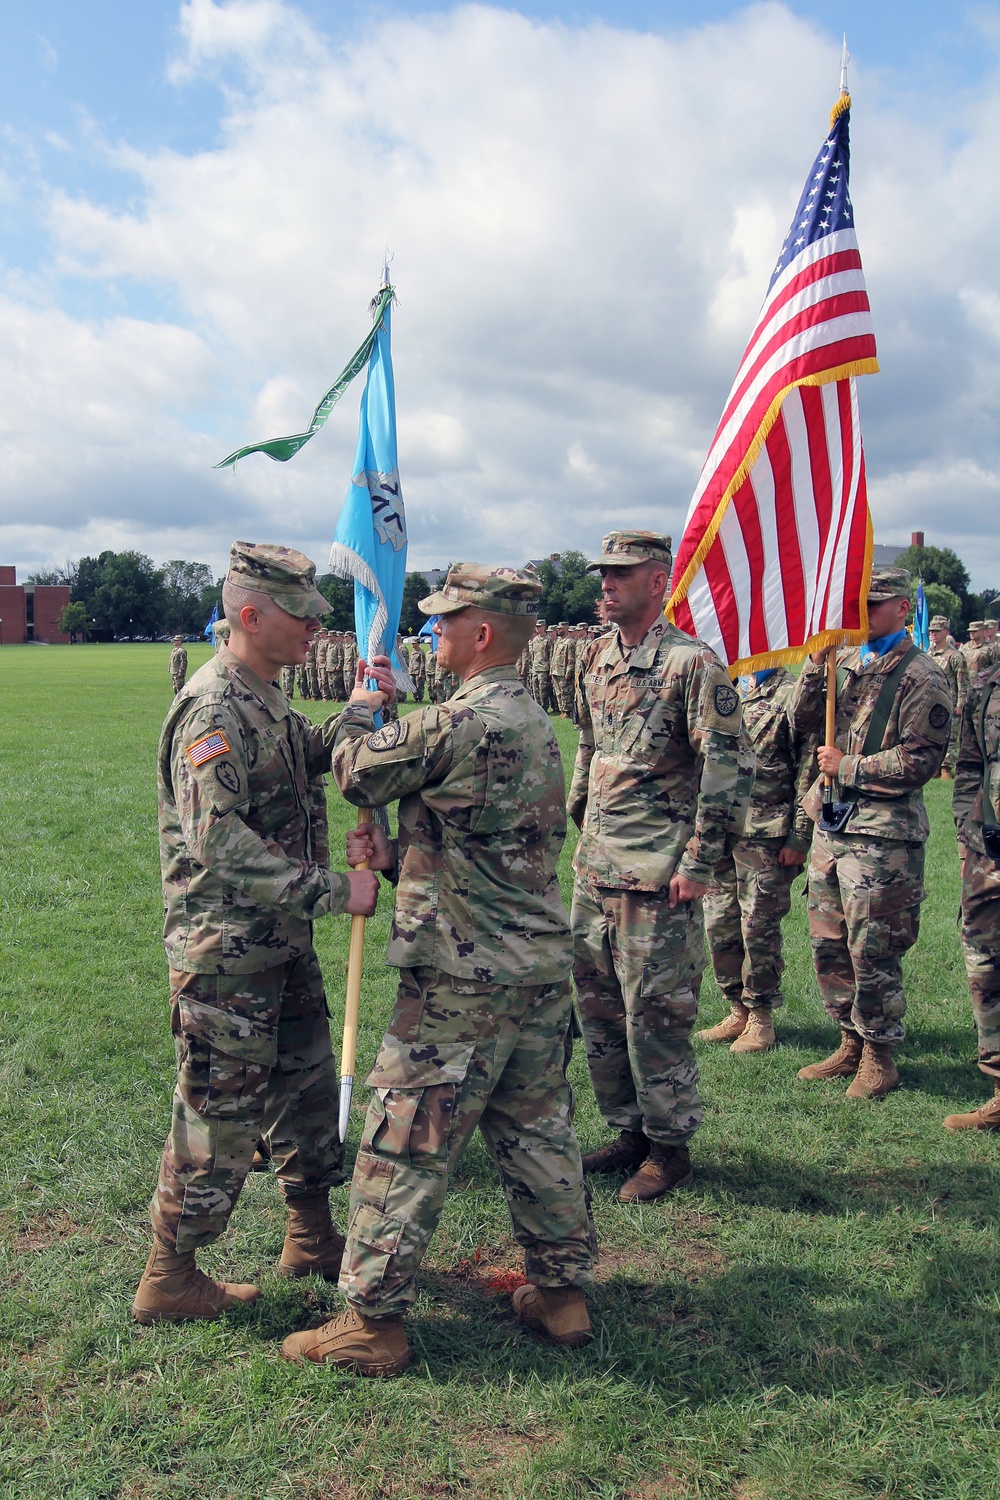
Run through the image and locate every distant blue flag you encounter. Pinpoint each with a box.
[204,604,219,640]
[914,577,930,651]
[329,282,411,696]
[419,613,440,651]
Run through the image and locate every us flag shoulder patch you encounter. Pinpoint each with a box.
[186,730,231,767]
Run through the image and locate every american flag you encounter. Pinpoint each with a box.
[186,730,230,767]
[667,96,878,672]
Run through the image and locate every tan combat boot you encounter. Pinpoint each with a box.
[695,1001,748,1044]
[619,1144,693,1203]
[845,1041,899,1100]
[729,1007,775,1053]
[277,1190,346,1281]
[940,768,954,781]
[131,1240,260,1325]
[512,1284,592,1347]
[581,1130,649,1175]
[943,1088,1000,1131]
[281,1305,411,1376]
[796,1030,864,1082]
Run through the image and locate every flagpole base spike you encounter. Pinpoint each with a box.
[338,1076,354,1143]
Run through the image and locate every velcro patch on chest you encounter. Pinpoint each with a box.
[186,730,231,767]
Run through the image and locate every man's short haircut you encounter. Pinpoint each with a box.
[221,580,275,628]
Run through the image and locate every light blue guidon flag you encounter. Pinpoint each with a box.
[329,283,412,700]
[914,577,930,652]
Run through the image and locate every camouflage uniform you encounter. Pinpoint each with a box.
[328,564,593,1318]
[149,545,354,1255]
[342,635,359,701]
[952,661,1000,1083]
[327,635,344,701]
[305,638,319,700]
[703,667,816,1014]
[169,639,188,695]
[929,615,968,774]
[569,534,754,1147]
[406,640,426,701]
[551,626,574,716]
[212,619,230,654]
[789,591,952,1044]
[528,625,552,708]
[279,665,295,698]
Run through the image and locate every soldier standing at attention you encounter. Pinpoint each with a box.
[169,636,188,694]
[280,663,296,698]
[697,665,817,1054]
[569,531,754,1201]
[963,622,986,676]
[789,566,953,1099]
[550,623,573,717]
[131,543,382,1325]
[342,632,359,701]
[528,619,551,706]
[328,632,344,701]
[406,638,426,701]
[282,564,594,1376]
[928,615,968,781]
[945,656,1000,1132]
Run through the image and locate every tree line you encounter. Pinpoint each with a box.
[31,547,604,643]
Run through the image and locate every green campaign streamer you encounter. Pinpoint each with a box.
[214,284,395,470]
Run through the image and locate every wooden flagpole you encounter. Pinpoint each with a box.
[338,805,372,1142]
[824,648,838,793]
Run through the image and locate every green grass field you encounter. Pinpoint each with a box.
[2,643,999,1500]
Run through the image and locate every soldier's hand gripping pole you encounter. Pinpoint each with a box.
[339,806,372,1143]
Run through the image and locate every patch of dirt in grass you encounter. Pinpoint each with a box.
[597,1231,727,1284]
[621,1465,689,1498]
[7,1213,82,1253]
[455,1424,552,1491]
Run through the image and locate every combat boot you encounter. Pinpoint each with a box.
[581,1130,649,1175]
[512,1284,591,1347]
[940,768,954,781]
[943,1088,1000,1132]
[131,1240,260,1325]
[277,1190,346,1281]
[619,1144,693,1203]
[729,1006,775,1053]
[281,1305,411,1377]
[796,1030,864,1082]
[845,1041,899,1100]
[695,1001,748,1044]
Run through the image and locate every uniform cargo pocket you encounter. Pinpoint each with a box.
[639,963,699,1034]
[176,998,277,1119]
[862,883,922,963]
[364,1037,476,1164]
[348,1200,403,1256]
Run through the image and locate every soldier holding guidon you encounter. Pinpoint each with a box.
[281,563,594,1376]
[132,543,383,1325]
[697,665,818,1054]
[789,565,953,1099]
[569,531,755,1202]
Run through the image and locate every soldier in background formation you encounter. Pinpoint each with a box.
[343,632,359,700]
[405,637,426,701]
[928,615,968,781]
[132,542,382,1326]
[280,663,296,698]
[947,651,1000,1132]
[168,636,188,694]
[697,665,817,1055]
[569,531,754,1202]
[789,566,952,1100]
[528,619,552,710]
[282,564,594,1375]
[550,623,574,717]
[212,620,230,653]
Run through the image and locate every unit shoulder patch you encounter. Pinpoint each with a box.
[928,703,951,731]
[365,718,408,753]
[714,683,739,718]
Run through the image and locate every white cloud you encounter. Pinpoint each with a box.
[3,0,1000,586]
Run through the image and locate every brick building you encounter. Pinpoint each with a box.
[0,567,71,645]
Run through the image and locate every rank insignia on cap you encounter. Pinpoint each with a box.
[186,731,231,767]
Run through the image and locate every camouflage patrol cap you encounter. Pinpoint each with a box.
[986,619,999,629]
[227,541,332,619]
[867,564,911,602]
[587,529,672,572]
[420,563,542,617]
[214,619,231,640]
[929,615,951,631]
[172,635,183,642]
[970,620,985,631]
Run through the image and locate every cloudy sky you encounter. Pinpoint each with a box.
[2,0,999,586]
